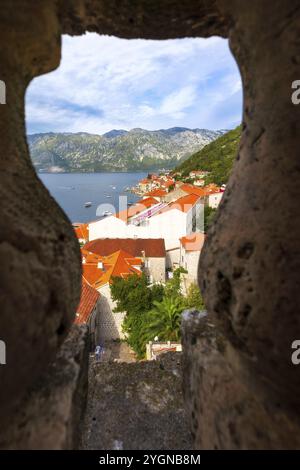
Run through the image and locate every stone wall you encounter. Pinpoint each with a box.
[81,352,192,450]
[166,248,181,269]
[182,310,300,449]
[98,285,126,342]
[144,256,166,283]
[0,325,90,450]
[0,0,299,450]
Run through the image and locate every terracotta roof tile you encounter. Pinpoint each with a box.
[73,223,89,241]
[145,188,167,197]
[94,249,142,288]
[75,277,100,324]
[81,247,143,289]
[180,232,205,251]
[159,193,200,214]
[84,238,166,258]
[115,197,159,221]
[181,183,221,197]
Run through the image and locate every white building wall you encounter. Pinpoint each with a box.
[144,256,166,283]
[89,209,188,251]
[147,210,187,250]
[89,202,205,251]
[97,284,126,342]
[179,246,201,283]
[89,216,131,241]
[208,192,223,209]
[166,248,181,269]
[185,251,201,281]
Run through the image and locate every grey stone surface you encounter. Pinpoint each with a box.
[0,2,82,422]
[81,352,192,450]
[182,311,300,449]
[0,325,89,450]
[0,0,299,450]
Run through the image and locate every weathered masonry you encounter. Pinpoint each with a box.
[0,0,299,449]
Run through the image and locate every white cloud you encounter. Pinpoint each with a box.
[25,33,242,134]
[159,86,197,117]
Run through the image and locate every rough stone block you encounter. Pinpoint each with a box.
[182,310,300,449]
[0,325,89,450]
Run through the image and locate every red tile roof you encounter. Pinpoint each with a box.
[115,197,159,221]
[82,261,104,286]
[145,188,167,197]
[160,193,200,214]
[137,196,160,206]
[94,250,142,288]
[180,232,205,251]
[161,180,174,188]
[81,248,143,288]
[181,183,221,197]
[75,277,100,324]
[84,238,166,258]
[73,223,89,241]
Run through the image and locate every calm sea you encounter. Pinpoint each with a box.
[39,172,147,223]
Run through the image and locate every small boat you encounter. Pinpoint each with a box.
[106,195,112,198]
[102,210,113,216]
[84,202,92,208]
[110,185,116,189]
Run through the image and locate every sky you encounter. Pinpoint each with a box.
[25,33,242,135]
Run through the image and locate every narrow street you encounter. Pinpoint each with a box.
[92,341,137,364]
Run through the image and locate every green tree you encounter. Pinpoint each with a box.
[110,273,154,315]
[176,125,241,185]
[141,296,185,344]
[110,273,164,358]
[165,267,187,298]
[184,283,205,310]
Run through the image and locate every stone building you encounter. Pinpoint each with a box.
[82,248,143,341]
[207,191,223,209]
[179,232,205,286]
[73,222,89,244]
[88,193,204,251]
[84,238,166,283]
[0,0,299,451]
[75,278,101,349]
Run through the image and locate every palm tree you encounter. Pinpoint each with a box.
[141,296,184,343]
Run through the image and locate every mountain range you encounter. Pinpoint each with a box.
[176,125,241,185]
[27,127,225,173]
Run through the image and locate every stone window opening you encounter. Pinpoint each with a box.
[0,0,299,451]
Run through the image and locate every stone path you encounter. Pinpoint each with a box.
[80,352,192,450]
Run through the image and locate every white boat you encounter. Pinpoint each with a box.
[106,195,112,198]
[84,202,92,207]
[102,211,113,216]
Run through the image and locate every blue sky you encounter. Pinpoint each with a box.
[26,33,242,135]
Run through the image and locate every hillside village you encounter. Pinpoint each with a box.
[73,169,225,359]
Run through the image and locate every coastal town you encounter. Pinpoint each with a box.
[73,170,225,360]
